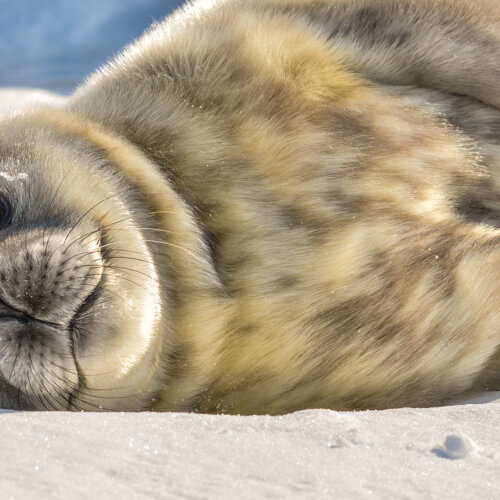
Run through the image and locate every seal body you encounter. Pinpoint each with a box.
[0,0,498,413]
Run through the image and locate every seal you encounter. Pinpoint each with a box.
[0,0,498,413]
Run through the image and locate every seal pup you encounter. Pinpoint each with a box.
[0,0,498,413]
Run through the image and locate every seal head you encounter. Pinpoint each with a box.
[0,109,169,411]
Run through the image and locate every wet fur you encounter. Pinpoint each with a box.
[0,0,499,413]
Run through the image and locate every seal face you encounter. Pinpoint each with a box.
[0,0,499,413]
[0,121,168,410]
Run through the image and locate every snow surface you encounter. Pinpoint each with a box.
[0,88,63,111]
[1,404,500,499]
[1,89,500,500]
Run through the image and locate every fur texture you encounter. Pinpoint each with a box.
[0,0,498,413]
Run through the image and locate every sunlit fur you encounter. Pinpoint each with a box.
[0,0,498,413]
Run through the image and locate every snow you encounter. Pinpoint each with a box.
[0,87,499,499]
[0,88,63,111]
[1,403,500,499]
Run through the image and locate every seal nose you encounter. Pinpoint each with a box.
[0,230,103,326]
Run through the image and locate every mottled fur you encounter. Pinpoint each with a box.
[0,0,498,413]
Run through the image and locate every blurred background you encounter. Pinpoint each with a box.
[0,0,185,94]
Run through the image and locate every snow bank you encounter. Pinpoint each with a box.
[1,402,500,499]
[0,88,63,112]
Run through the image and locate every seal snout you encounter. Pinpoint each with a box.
[0,230,103,327]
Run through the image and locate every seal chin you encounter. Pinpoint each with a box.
[0,316,79,410]
[0,107,216,411]
[0,373,39,411]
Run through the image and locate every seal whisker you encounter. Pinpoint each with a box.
[8,343,21,382]
[26,351,55,410]
[99,246,152,258]
[43,170,71,250]
[62,188,133,245]
[105,226,185,237]
[141,239,207,264]
[61,212,141,256]
[34,343,125,374]
[35,363,86,411]
[87,253,153,267]
[64,283,126,305]
[30,348,79,377]
[59,249,103,268]
[99,264,157,282]
[77,267,151,291]
[43,188,131,267]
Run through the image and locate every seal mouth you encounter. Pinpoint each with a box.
[0,295,63,330]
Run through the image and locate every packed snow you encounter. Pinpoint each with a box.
[1,403,500,499]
